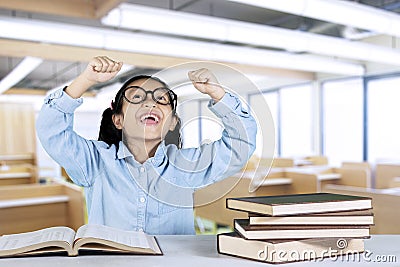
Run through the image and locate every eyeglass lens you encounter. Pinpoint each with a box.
[124,86,171,105]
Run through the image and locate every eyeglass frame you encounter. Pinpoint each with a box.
[120,85,177,111]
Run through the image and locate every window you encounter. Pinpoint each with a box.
[367,76,400,162]
[249,92,277,158]
[322,78,363,166]
[179,100,200,148]
[280,84,313,157]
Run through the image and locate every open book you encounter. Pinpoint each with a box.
[0,224,162,257]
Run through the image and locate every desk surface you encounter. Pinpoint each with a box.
[317,173,342,181]
[0,172,31,179]
[257,178,292,186]
[1,235,399,266]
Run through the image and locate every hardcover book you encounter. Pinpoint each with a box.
[248,209,374,225]
[226,193,372,216]
[0,224,162,257]
[217,232,365,264]
[234,219,370,240]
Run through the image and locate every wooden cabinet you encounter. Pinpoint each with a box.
[0,153,38,185]
[0,181,85,235]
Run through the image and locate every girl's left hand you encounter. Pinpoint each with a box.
[188,68,225,102]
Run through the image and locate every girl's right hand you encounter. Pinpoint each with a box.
[65,56,123,99]
[84,56,123,83]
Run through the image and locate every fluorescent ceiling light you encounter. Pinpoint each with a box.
[102,4,227,41]
[101,3,400,66]
[0,56,43,94]
[0,16,363,75]
[227,0,400,38]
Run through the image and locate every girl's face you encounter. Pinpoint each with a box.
[112,78,177,145]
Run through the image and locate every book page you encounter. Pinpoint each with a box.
[75,224,151,249]
[0,227,75,251]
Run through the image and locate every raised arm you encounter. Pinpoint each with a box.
[36,56,122,187]
[66,56,122,98]
[171,69,257,188]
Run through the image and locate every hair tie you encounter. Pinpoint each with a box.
[110,100,114,111]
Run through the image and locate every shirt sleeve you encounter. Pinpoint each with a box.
[171,92,257,188]
[36,88,105,187]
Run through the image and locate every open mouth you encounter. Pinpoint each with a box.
[140,113,160,125]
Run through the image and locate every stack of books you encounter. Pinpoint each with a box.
[217,193,373,264]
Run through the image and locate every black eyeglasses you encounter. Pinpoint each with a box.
[123,86,177,110]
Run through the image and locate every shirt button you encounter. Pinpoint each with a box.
[139,197,146,203]
[140,167,145,173]
[54,90,62,98]
[138,228,144,232]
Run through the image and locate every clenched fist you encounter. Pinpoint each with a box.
[65,56,123,99]
[84,56,123,83]
[188,68,225,102]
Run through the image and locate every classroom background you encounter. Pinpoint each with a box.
[0,0,400,236]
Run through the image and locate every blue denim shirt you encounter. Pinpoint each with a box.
[36,88,257,235]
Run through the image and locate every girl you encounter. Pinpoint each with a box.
[36,56,257,235]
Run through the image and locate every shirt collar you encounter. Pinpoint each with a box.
[116,141,166,167]
[116,141,132,160]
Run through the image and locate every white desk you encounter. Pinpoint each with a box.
[0,195,69,208]
[317,173,342,181]
[255,178,292,187]
[0,172,31,179]
[1,235,399,266]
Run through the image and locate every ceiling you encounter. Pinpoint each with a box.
[1,0,400,95]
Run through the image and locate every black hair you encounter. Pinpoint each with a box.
[98,75,182,149]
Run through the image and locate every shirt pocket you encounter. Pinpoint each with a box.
[158,201,179,215]
[153,175,194,215]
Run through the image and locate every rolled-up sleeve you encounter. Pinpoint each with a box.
[36,88,103,187]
